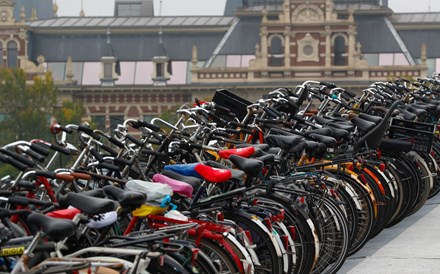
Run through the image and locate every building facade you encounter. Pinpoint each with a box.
[0,0,439,128]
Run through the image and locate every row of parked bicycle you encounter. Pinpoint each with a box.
[1,74,440,274]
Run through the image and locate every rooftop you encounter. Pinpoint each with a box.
[28,16,235,29]
[392,12,440,24]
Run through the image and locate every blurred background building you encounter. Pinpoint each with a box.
[0,0,437,128]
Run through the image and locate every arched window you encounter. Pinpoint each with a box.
[7,41,17,68]
[334,36,347,66]
[268,36,284,67]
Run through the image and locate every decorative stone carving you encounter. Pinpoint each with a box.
[53,1,59,17]
[297,33,319,62]
[191,45,198,67]
[291,4,324,23]
[66,56,74,81]
[29,8,37,21]
[37,55,45,65]
[19,6,25,22]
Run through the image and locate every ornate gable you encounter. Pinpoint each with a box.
[0,0,13,24]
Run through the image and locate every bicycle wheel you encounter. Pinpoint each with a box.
[168,239,219,274]
[255,191,318,274]
[323,168,374,255]
[225,211,283,274]
[386,160,416,227]
[189,237,240,274]
[428,138,440,198]
[406,152,431,215]
[147,254,191,274]
[311,196,350,274]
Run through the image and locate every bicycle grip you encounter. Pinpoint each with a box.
[189,113,204,125]
[49,143,71,155]
[35,170,57,179]
[100,144,118,157]
[6,157,29,171]
[22,149,45,163]
[212,130,230,138]
[97,162,120,172]
[90,147,105,162]
[30,143,50,156]
[8,196,29,206]
[77,125,94,135]
[263,107,279,119]
[108,136,125,148]
[78,125,100,140]
[267,106,283,118]
[0,149,35,168]
[136,120,161,132]
[141,149,166,157]
[125,134,143,147]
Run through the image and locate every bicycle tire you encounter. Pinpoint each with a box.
[256,191,317,274]
[188,237,240,274]
[225,211,283,274]
[147,254,191,274]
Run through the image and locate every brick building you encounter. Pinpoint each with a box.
[0,0,438,128]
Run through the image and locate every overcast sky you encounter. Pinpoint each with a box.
[55,0,440,17]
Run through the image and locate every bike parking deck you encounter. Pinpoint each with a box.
[339,193,440,273]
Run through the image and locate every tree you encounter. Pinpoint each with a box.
[0,69,56,144]
[53,100,86,126]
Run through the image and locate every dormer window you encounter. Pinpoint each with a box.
[100,56,118,86]
[152,56,170,86]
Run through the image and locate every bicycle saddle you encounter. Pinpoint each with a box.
[205,160,245,181]
[164,163,202,178]
[152,174,193,198]
[219,146,255,159]
[65,192,116,216]
[327,122,355,131]
[406,105,427,116]
[103,185,146,209]
[358,113,383,125]
[397,108,417,121]
[194,163,232,183]
[254,154,275,165]
[229,154,264,178]
[28,212,76,241]
[411,103,437,111]
[327,126,350,140]
[304,127,333,137]
[303,140,327,153]
[265,134,303,149]
[351,117,376,132]
[162,170,202,190]
[307,133,337,146]
[235,143,270,151]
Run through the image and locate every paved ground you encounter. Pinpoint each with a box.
[338,193,440,273]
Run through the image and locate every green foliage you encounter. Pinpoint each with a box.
[54,100,86,126]
[159,104,180,125]
[0,163,19,179]
[0,69,56,144]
